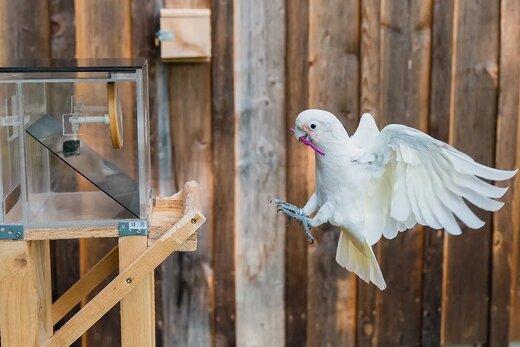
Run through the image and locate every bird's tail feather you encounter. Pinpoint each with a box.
[336,230,386,290]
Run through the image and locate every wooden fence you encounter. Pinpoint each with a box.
[0,0,519,346]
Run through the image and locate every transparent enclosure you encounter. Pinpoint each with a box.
[0,59,151,229]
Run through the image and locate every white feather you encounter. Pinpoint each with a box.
[443,148,517,180]
[452,174,508,198]
[358,123,515,242]
[390,162,411,221]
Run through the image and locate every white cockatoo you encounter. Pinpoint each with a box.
[275,109,517,290]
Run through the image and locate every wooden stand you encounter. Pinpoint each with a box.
[0,181,205,347]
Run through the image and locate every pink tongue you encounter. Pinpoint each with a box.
[289,128,325,156]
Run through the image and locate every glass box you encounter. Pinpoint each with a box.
[0,59,151,230]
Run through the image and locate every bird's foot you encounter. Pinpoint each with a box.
[273,199,316,244]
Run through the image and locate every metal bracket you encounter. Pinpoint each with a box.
[118,220,148,237]
[0,225,24,240]
[156,29,174,42]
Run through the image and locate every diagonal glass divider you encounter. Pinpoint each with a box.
[26,114,140,218]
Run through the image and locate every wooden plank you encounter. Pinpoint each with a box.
[307,0,358,345]
[234,1,286,345]
[357,1,380,344]
[442,0,500,344]
[211,0,236,345]
[285,0,310,345]
[163,62,214,345]
[52,246,119,325]
[421,1,454,346]
[0,241,53,346]
[44,210,205,347]
[358,1,432,346]
[376,1,431,345]
[0,0,50,63]
[161,1,215,346]
[48,3,80,343]
[0,2,52,345]
[119,237,155,347]
[74,1,132,344]
[490,0,520,345]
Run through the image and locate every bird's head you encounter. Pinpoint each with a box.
[291,109,348,157]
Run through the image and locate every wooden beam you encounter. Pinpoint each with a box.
[421,1,454,346]
[44,210,205,347]
[285,0,310,345]
[442,0,500,344]
[490,0,520,345]
[234,0,286,345]
[119,237,155,347]
[357,1,380,344]
[0,241,53,346]
[211,1,237,344]
[163,0,215,343]
[25,192,195,248]
[307,0,359,345]
[52,246,119,325]
[47,1,80,333]
[74,1,133,344]
[358,1,432,346]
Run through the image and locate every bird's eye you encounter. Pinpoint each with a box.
[310,123,317,130]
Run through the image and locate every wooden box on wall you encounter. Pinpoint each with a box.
[159,8,211,63]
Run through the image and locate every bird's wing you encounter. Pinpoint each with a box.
[350,113,380,148]
[355,123,517,245]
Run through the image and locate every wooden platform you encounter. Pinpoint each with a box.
[0,181,204,347]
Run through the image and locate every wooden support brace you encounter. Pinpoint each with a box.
[0,240,53,346]
[119,237,155,347]
[52,246,119,324]
[44,209,205,347]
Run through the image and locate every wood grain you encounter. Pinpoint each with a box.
[0,241,53,346]
[442,0,500,344]
[211,0,236,345]
[490,0,520,344]
[44,211,205,347]
[47,3,80,342]
[119,237,155,347]
[0,0,50,63]
[285,0,311,345]
[421,1,454,346]
[307,0,359,345]
[160,8,211,62]
[357,1,380,345]
[234,1,286,345]
[161,1,215,346]
[52,246,119,325]
[359,1,432,346]
[74,1,132,344]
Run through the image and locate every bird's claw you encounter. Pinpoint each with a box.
[273,199,316,244]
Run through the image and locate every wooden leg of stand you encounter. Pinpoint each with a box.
[119,236,155,347]
[0,240,53,346]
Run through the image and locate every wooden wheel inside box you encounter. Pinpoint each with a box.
[0,181,204,347]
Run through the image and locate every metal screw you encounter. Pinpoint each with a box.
[191,218,197,224]
[15,232,21,238]
[0,227,4,232]
[126,277,132,284]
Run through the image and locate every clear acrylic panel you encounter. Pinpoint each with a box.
[0,60,150,229]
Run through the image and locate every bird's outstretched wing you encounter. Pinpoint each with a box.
[354,122,517,245]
